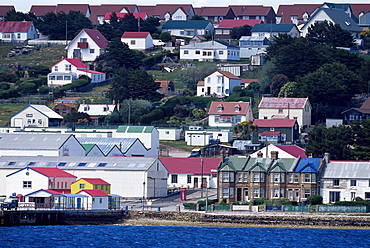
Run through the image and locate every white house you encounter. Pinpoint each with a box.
[197,70,240,97]
[121,31,153,50]
[77,189,109,210]
[250,144,308,158]
[320,160,370,204]
[78,103,116,116]
[208,101,254,128]
[10,104,63,128]
[239,36,270,59]
[0,21,38,42]
[162,20,213,38]
[185,132,212,146]
[300,7,362,41]
[0,133,86,157]
[160,157,220,189]
[258,97,312,131]
[66,29,108,61]
[5,167,77,200]
[180,41,240,62]
[157,128,181,141]
[251,23,301,39]
[48,58,106,87]
[0,156,168,199]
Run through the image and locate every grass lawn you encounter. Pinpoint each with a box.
[0,104,27,126]
[160,140,202,152]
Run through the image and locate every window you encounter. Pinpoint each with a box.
[98,163,107,167]
[131,40,136,45]
[351,192,356,201]
[333,179,339,186]
[273,188,279,198]
[184,50,189,54]
[294,174,299,183]
[222,172,229,182]
[222,187,229,197]
[171,174,178,184]
[365,192,370,199]
[312,174,317,183]
[49,76,55,80]
[57,76,63,80]
[304,173,311,183]
[100,198,102,203]
[80,38,87,42]
[23,181,32,188]
[304,189,311,198]
[350,180,356,186]
[65,64,71,71]
[280,188,285,198]
[54,66,58,72]
[238,173,242,182]
[243,173,248,182]
[64,76,71,80]
[288,174,293,183]
[230,188,234,198]
[219,51,223,55]
[278,109,283,113]
[3,33,10,39]
[8,162,16,165]
[312,189,316,195]
[58,162,66,166]
[165,131,170,135]
[273,173,280,182]
[253,172,260,182]
[253,188,260,198]
[79,183,85,189]
[77,163,87,167]
[187,175,192,184]
[57,182,59,189]
[90,49,95,53]
[105,185,109,191]
[195,50,200,55]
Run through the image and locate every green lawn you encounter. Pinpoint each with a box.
[0,104,27,126]
[160,140,202,152]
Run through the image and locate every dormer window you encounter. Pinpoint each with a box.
[234,104,241,112]
[217,104,223,112]
[103,106,108,111]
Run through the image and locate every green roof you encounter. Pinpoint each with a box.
[117,126,154,133]
[162,20,211,29]
[245,158,271,172]
[218,157,248,172]
[268,158,298,173]
[81,144,95,155]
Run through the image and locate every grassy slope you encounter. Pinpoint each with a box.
[0,104,27,126]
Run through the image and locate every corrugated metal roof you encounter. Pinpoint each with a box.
[294,158,321,173]
[181,40,238,49]
[7,167,76,178]
[245,157,272,172]
[321,161,370,179]
[258,97,308,109]
[253,119,297,127]
[251,24,296,33]
[0,21,33,33]
[117,125,154,133]
[121,31,150,38]
[208,101,250,115]
[163,20,211,29]
[10,104,63,119]
[0,133,73,150]
[0,156,161,171]
[77,137,139,154]
[160,157,220,174]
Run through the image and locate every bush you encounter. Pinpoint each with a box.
[251,197,266,205]
[266,198,296,206]
[306,194,323,205]
[160,32,171,42]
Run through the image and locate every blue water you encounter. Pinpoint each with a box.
[0,225,368,247]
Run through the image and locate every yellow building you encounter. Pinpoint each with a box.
[71,178,111,194]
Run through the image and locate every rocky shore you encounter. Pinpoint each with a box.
[120,211,370,229]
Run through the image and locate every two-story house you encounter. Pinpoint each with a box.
[47,58,106,87]
[229,5,276,24]
[138,4,195,22]
[276,4,320,25]
[180,41,240,62]
[250,23,301,39]
[193,6,235,24]
[215,19,262,40]
[208,101,254,128]
[67,29,108,62]
[71,178,111,194]
[252,119,300,144]
[342,97,370,125]
[197,70,240,97]
[258,97,312,131]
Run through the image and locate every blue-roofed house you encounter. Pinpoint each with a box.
[180,40,240,61]
[250,23,300,38]
[162,20,214,38]
[10,104,63,128]
[239,36,270,58]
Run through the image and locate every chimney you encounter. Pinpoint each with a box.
[324,153,330,164]
[257,151,263,158]
[271,151,278,160]
[308,153,313,158]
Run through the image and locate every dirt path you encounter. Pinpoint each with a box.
[160,144,189,157]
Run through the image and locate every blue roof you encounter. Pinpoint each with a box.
[162,20,212,29]
[294,158,322,173]
[251,24,296,33]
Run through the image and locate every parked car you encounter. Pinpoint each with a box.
[189,149,201,157]
[0,199,18,210]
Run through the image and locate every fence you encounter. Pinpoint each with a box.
[284,205,309,212]
[317,205,370,213]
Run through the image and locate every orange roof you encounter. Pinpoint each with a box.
[197,81,204,86]
[206,70,239,80]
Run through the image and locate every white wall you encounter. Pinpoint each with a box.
[11,106,50,128]
[185,132,212,146]
[158,128,181,141]
[5,169,48,198]
[67,31,104,61]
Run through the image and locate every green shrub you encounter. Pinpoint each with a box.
[306,194,323,205]
[266,198,296,206]
[183,202,196,207]
[251,197,266,205]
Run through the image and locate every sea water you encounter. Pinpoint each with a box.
[0,225,368,247]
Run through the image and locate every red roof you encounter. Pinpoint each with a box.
[78,189,109,196]
[258,97,309,109]
[55,4,90,15]
[89,5,137,25]
[82,29,108,49]
[0,21,33,33]
[30,167,77,178]
[351,4,370,18]
[52,58,89,69]
[77,178,110,185]
[0,6,15,16]
[229,5,274,16]
[77,69,105,74]
[276,4,320,24]
[274,145,307,158]
[241,78,259,84]
[253,119,297,127]
[159,157,221,175]
[121,31,150,39]
[29,5,56,16]
[218,19,262,28]
[208,101,250,115]
[205,70,239,80]
[261,131,281,135]
[104,12,146,20]
[194,6,232,16]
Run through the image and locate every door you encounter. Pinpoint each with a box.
[243,188,249,202]
[288,189,293,201]
[73,49,81,58]
[77,198,82,209]
[14,118,23,128]
[194,177,198,188]
[202,177,207,188]
[329,192,340,203]
[236,188,242,201]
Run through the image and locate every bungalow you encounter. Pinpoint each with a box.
[208,101,254,127]
[52,99,78,116]
[258,97,312,131]
[0,21,38,42]
[180,40,240,62]
[162,20,214,38]
[77,103,116,121]
[239,36,270,59]
[252,119,300,144]
[5,167,76,200]
[66,29,108,61]
[156,80,175,95]
[121,31,153,50]
[250,23,300,38]
[160,157,221,189]
[342,97,370,125]
[215,19,262,39]
[10,104,63,128]
[77,189,109,210]
[197,70,240,97]
[48,58,106,87]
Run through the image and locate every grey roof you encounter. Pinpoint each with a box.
[0,133,73,150]
[181,40,239,49]
[321,161,370,179]
[240,36,268,41]
[10,104,63,119]
[77,137,144,154]
[307,7,362,32]
[162,20,212,29]
[251,24,296,33]
[0,156,160,171]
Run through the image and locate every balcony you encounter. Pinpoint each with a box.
[78,42,88,48]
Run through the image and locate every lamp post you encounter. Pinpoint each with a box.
[142,181,146,210]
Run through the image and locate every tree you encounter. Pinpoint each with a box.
[306,20,354,47]
[176,64,218,91]
[306,194,323,205]
[159,32,171,42]
[119,99,153,124]
[233,121,257,140]
[97,12,122,40]
[190,15,205,20]
[28,65,50,78]
[277,81,301,97]
[230,25,252,40]
[18,82,38,94]
[119,13,138,33]
[351,119,370,160]
[108,67,162,102]
[64,112,91,123]
[270,74,289,96]
[4,9,37,21]
[140,17,160,34]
